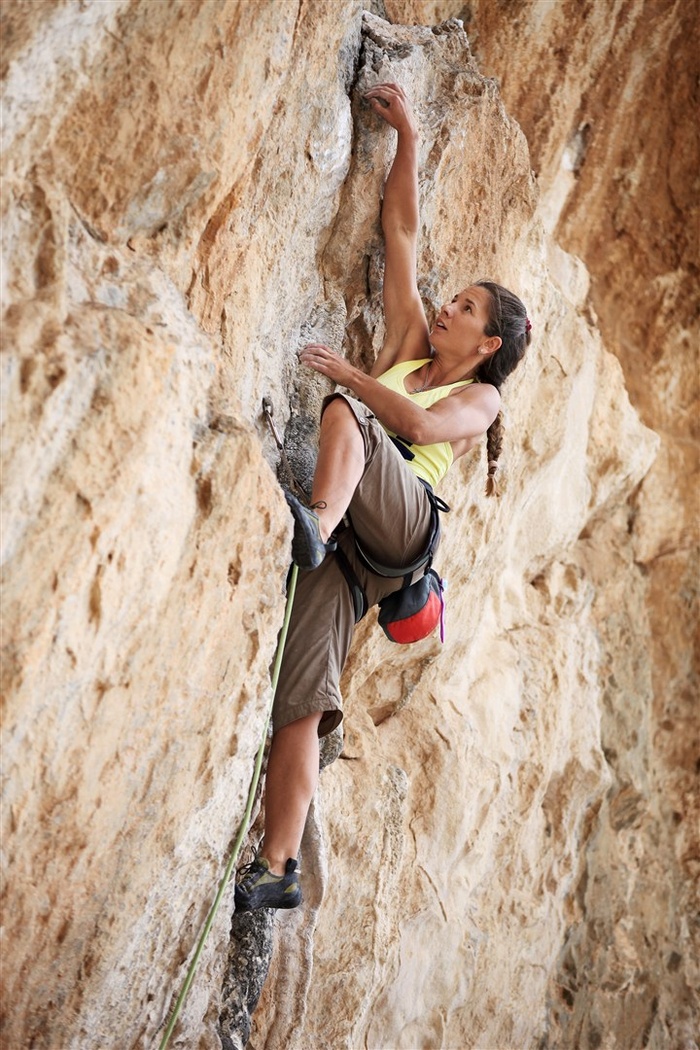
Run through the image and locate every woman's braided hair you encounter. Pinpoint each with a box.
[473,279,531,496]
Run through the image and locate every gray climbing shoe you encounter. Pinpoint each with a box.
[284,490,336,570]
[234,856,302,912]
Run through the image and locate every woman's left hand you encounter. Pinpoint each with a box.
[299,343,360,388]
[363,82,417,137]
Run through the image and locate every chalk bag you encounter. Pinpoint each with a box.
[377,568,446,644]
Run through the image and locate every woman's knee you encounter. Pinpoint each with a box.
[274,711,323,742]
[321,395,371,439]
[320,394,355,427]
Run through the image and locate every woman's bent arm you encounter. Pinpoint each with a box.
[299,343,500,445]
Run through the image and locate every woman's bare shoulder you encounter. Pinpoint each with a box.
[448,380,501,431]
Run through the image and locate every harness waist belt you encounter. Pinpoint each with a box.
[344,482,450,607]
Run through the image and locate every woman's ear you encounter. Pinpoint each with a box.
[479,336,502,356]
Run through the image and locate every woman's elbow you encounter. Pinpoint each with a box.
[381,213,419,239]
[407,418,431,445]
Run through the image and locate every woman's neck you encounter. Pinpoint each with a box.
[424,351,480,387]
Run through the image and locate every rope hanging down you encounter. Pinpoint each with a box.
[158,399,301,1048]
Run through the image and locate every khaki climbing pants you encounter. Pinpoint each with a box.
[272,393,435,738]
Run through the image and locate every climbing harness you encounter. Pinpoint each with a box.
[352,481,448,585]
[157,399,302,1048]
[334,481,449,642]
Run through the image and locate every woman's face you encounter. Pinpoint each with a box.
[429,285,494,354]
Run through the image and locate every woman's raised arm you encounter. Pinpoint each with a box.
[364,83,431,377]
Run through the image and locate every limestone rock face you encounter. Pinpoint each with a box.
[1,4,693,1050]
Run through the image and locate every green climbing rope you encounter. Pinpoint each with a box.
[158,561,299,1049]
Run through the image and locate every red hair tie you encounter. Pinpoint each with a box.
[525,317,532,333]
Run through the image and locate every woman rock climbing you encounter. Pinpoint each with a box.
[235,82,531,911]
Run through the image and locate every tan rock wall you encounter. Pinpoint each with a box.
[3,2,692,1049]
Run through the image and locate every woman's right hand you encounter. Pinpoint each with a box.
[363,82,417,137]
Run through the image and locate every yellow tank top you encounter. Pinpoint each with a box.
[376,359,475,488]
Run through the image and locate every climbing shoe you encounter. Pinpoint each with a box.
[234,856,302,912]
[284,490,336,570]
